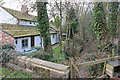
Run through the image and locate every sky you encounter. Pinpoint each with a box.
[2,0,22,10]
[2,0,37,15]
[1,0,119,16]
[1,0,119,10]
[2,0,119,9]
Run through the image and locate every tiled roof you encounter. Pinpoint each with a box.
[2,7,36,21]
[1,23,56,38]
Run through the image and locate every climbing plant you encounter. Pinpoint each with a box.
[54,16,61,29]
[92,2,119,53]
[36,2,53,54]
[92,2,107,51]
[108,2,119,37]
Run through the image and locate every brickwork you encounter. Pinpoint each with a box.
[21,5,28,13]
[0,31,14,45]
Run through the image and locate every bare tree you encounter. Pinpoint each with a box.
[0,0,4,6]
[48,0,66,53]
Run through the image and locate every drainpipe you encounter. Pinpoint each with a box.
[40,36,42,47]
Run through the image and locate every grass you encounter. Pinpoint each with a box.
[53,46,66,61]
[0,68,32,78]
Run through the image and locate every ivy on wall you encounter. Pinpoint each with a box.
[108,2,119,37]
[92,2,107,50]
[92,2,119,53]
[36,2,53,53]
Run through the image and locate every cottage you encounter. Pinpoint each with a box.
[0,5,59,53]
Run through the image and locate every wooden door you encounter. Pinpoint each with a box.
[31,36,34,47]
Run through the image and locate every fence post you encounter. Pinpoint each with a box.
[102,61,107,76]
[70,58,73,78]
[112,48,115,60]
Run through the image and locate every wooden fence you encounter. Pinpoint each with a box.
[6,55,120,78]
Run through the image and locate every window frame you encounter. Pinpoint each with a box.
[15,40,18,44]
[22,39,28,48]
[53,34,55,38]
[30,21,32,24]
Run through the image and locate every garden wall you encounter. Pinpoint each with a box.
[6,56,70,78]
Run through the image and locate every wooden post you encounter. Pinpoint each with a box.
[69,58,80,78]
[70,58,73,78]
[77,56,120,66]
[72,62,80,75]
[112,48,115,59]
[102,61,107,76]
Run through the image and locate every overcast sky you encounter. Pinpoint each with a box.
[2,0,22,11]
[2,0,119,9]
[1,0,119,16]
[2,0,37,15]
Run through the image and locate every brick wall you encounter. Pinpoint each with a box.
[0,31,14,45]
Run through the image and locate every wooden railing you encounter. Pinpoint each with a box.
[77,56,120,66]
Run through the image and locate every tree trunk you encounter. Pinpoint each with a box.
[59,1,62,53]
[37,2,53,54]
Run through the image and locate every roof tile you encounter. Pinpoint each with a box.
[2,7,36,21]
[1,23,56,37]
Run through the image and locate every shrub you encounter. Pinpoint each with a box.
[32,46,43,51]
[85,54,104,77]
[1,52,19,66]
[1,44,20,66]
[2,44,14,51]
[1,68,32,78]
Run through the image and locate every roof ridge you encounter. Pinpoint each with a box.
[1,6,36,21]
[2,6,34,16]
[2,6,20,13]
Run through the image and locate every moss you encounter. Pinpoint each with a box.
[2,7,36,21]
[2,23,56,37]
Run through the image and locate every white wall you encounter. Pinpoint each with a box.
[14,37,31,53]
[14,34,58,53]
[19,20,36,26]
[14,36,43,53]
[51,33,58,45]
[35,34,58,47]
[0,7,18,24]
[34,36,43,47]
[34,34,58,47]
[56,34,59,42]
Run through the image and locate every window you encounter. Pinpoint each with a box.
[22,39,28,48]
[15,40,18,44]
[30,22,32,24]
[53,34,55,38]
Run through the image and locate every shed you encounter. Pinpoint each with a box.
[106,59,120,77]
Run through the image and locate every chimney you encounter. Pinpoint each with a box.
[21,5,28,13]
